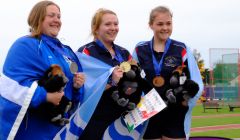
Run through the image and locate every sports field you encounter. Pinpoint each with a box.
[191,104,240,139]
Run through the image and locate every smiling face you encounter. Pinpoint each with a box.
[149,11,172,42]
[41,5,61,37]
[96,13,119,45]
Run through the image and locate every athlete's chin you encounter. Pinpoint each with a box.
[106,37,116,42]
[49,31,60,38]
[160,36,170,41]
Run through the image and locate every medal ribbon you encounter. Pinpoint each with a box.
[41,34,78,74]
[95,39,124,63]
[150,38,171,76]
[41,34,75,62]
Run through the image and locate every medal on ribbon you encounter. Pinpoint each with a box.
[70,61,78,74]
[150,38,171,88]
[153,76,165,87]
[120,61,131,72]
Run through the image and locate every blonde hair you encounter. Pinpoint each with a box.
[91,8,117,39]
[28,0,60,38]
[149,6,172,25]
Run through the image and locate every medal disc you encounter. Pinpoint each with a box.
[70,62,78,74]
[120,61,131,72]
[153,76,165,87]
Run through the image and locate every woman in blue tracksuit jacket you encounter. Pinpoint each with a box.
[0,1,85,139]
[133,6,203,140]
[77,8,133,140]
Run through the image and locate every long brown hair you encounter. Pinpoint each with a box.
[27,0,60,38]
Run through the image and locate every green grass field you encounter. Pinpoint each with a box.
[192,103,240,116]
[191,129,240,138]
[191,104,240,138]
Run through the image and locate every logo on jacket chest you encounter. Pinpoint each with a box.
[164,56,178,67]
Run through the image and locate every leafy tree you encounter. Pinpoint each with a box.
[213,63,238,85]
[192,49,205,81]
[203,68,210,85]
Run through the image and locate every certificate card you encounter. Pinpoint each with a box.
[122,88,166,132]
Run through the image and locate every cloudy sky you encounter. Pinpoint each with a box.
[1,0,240,71]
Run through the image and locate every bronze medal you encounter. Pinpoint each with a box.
[120,61,131,72]
[153,76,165,87]
[70,62,78,74]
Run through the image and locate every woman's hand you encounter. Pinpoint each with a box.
[46,91,64,105]
[112,66,123,85]
[73,72,85,89]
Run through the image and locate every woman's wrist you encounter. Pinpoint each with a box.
[111,79,118,86]
[107,77,118,87]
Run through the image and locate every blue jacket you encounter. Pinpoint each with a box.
[133,38,203,139]
[77,41,132,139]
[0,34,83,140]
[134,39,189,98]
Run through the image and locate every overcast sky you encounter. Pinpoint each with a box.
[1,0,240,71]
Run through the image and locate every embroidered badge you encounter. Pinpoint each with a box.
[164,56,178,67]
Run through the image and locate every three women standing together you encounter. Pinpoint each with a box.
[0,1,203,140]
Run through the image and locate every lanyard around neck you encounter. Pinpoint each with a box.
[150,38,171,76]
[95,39,124,63]
[41,34,74,61]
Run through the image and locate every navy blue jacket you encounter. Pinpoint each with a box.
[135,39,189,99]
[78,41,131,66]
[77,41,131,139]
